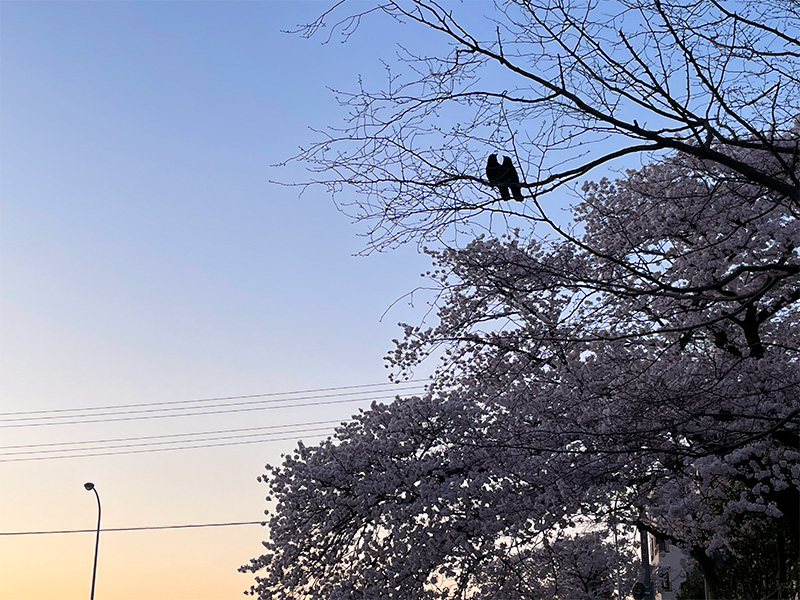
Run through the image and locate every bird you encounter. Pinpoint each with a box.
[502,155,525,202]
[486,153,524,202]
[486,153,510,201]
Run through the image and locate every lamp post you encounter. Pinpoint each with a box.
[84,482,101,600]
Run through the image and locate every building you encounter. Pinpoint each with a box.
[646,532,688,600]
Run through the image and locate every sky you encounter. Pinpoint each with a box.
[0,2,442,598]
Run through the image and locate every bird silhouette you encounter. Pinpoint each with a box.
[486,153,510,201]
[486,153,524,202]
[502,156,525,202]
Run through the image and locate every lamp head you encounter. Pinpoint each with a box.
[84,482,95,491]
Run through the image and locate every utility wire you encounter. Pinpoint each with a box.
[0,380,428,461]
[0,521,266,536]
[0,423,341,457]
[0,380,427,417]
[0,387,426,428]
[0,419,345,451]
[0,383,424,422]
[0,430,338,462]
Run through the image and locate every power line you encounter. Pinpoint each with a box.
[0,380,427,417]
[0,430,338,462]
[0,419,345,451]
[0,521,266,536]
[0,386,426,428]
[0,380,428,461]
[0,393,411,429]
[0,383,424,423]
[0,422,341,459]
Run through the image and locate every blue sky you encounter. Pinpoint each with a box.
[1,1,438,406]
[0,2,438,598]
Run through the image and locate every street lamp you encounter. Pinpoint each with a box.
[84,482,101,600]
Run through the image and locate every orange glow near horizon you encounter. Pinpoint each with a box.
[0,446,276,600]
[1,525,265,600]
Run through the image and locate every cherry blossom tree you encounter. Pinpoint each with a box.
[400,146,799,596]
[286,0,799,249]
[244,1,799,598]
[242,392,640,600]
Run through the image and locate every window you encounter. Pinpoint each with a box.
[658,567,672,591]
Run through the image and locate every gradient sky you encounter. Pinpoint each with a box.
[0,2,442,598]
